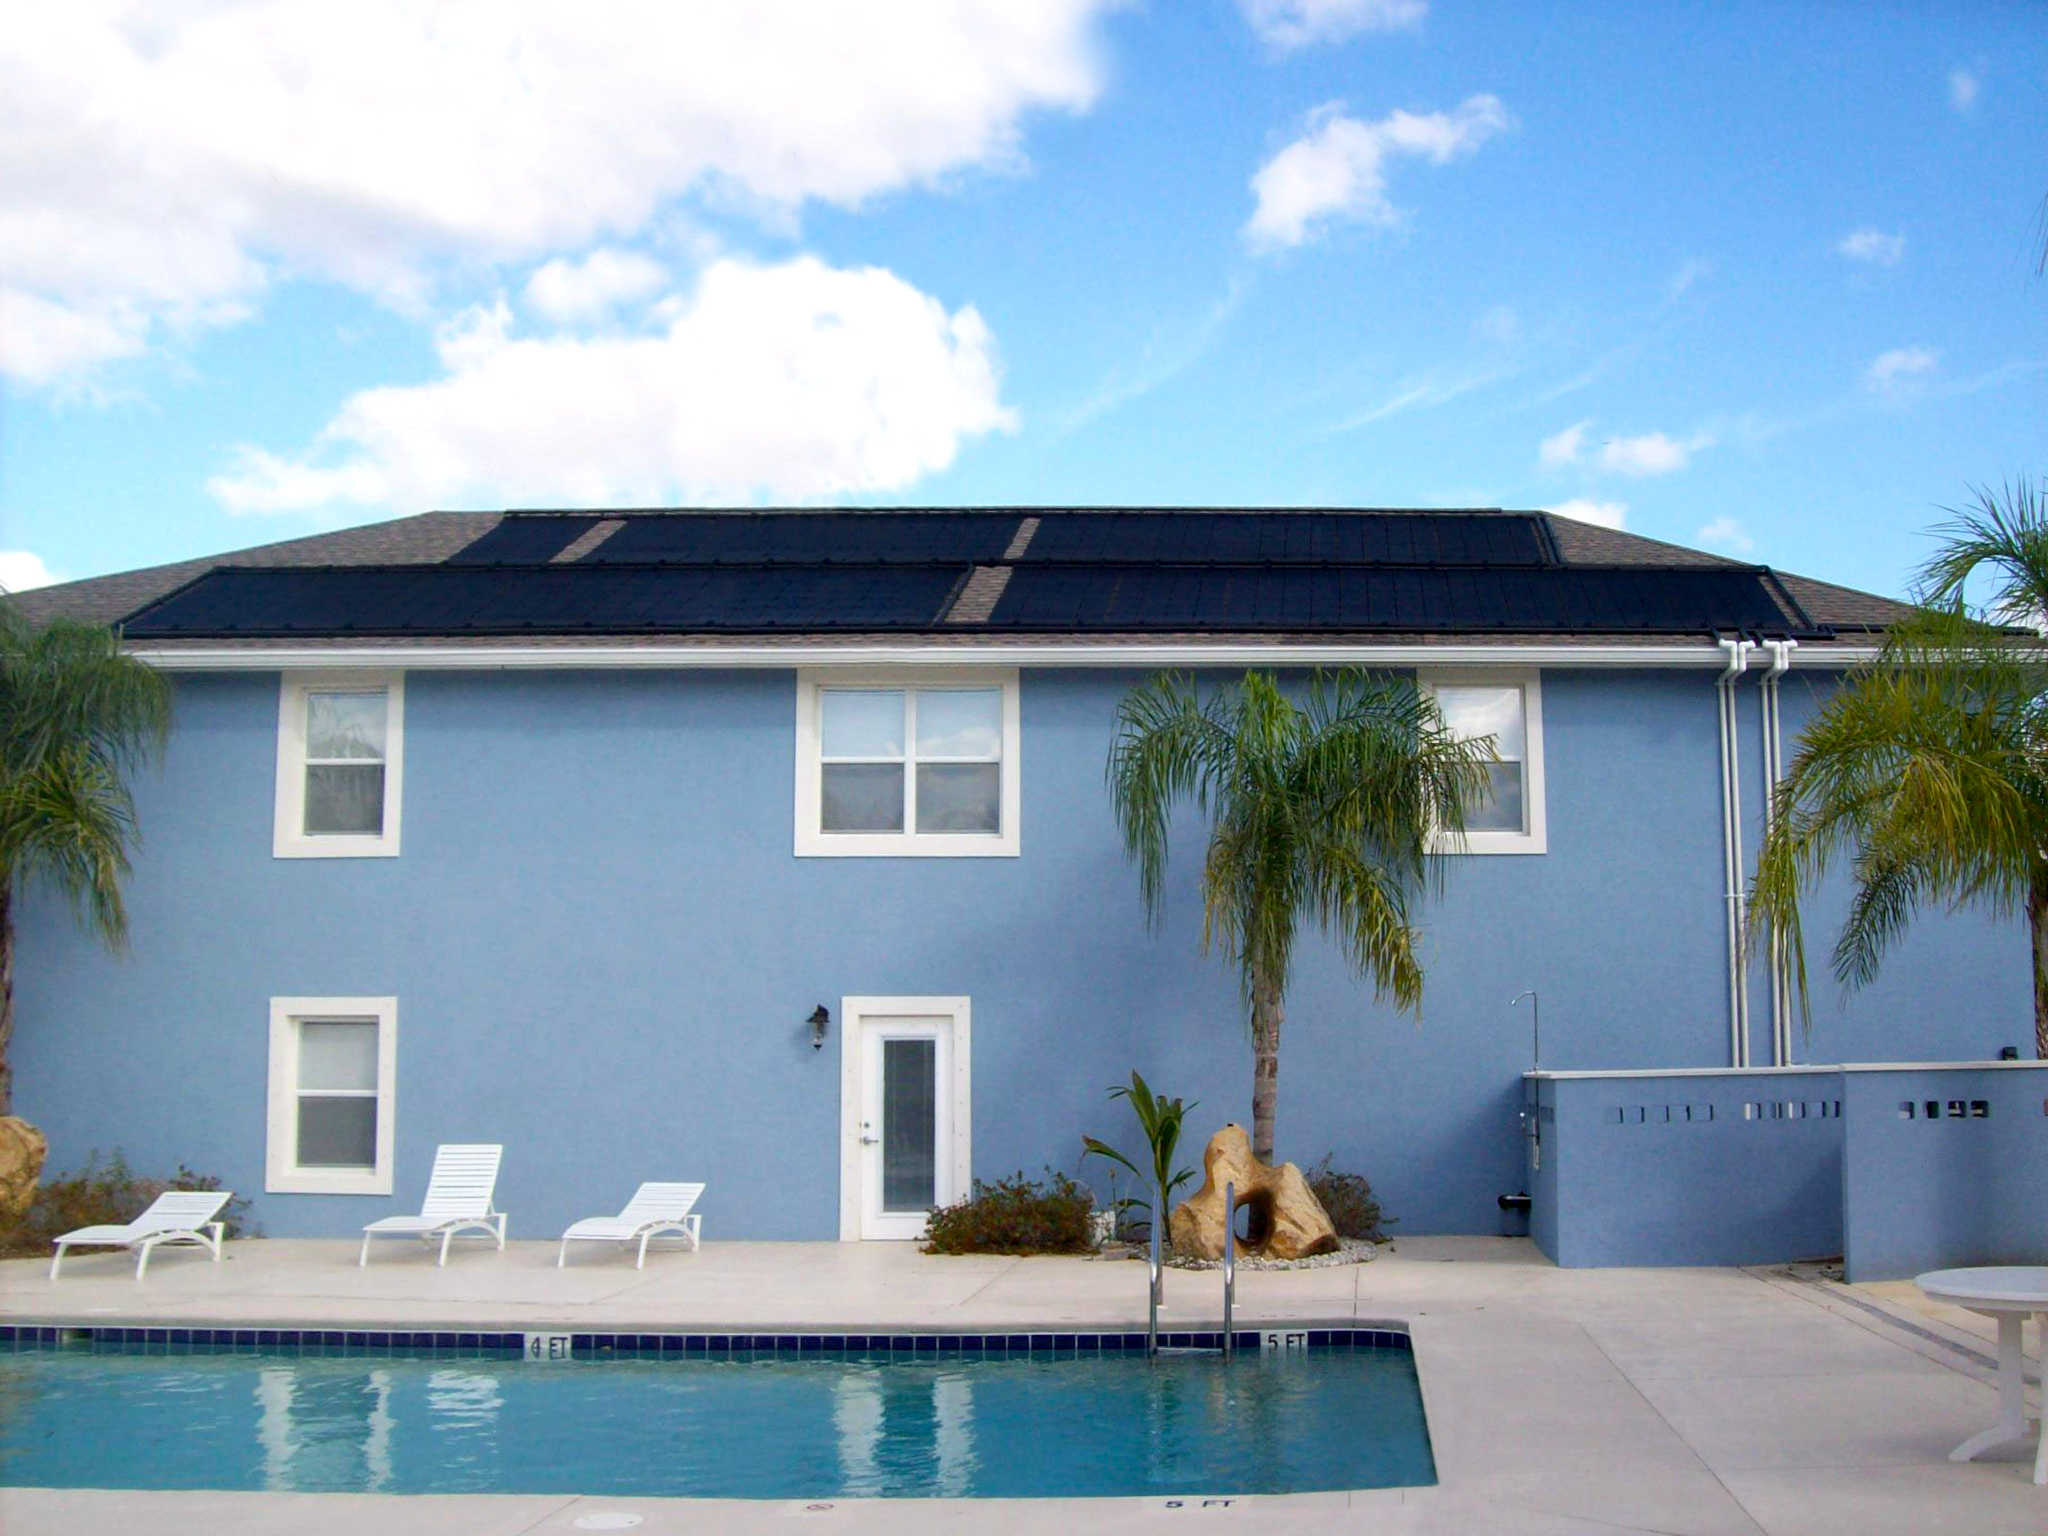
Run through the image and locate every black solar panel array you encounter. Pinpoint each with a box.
[983,565,1808,635]
[122,564,968,636]
[1020,511,1551,567]
[119,510,1825,639]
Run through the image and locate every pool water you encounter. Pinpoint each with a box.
[0,1344,1435,1498]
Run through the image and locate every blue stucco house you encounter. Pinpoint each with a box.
[10,507,2031,1246]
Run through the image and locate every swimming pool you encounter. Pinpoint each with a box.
[0,1327,1434,1499]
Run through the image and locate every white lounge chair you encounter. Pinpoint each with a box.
[359,1144,507,1267]
[49,1189,232,1280]
[557,1181,705,1268]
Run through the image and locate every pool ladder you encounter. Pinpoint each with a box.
[1148,1181,1234,1359]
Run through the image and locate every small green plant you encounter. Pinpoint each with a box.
[1305,1155,1394,1243]
[921,1170,1096,1255]
[1081,1072,1196,1237]
[0,1148,253,1258]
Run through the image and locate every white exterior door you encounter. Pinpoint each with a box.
[840,997,971,1240]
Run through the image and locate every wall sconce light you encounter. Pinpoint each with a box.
[808,1005,831,1051]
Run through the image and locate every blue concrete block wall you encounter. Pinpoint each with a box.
[1533,1070,1844,1267]
[10,663,2030,1241]
[1841,1065,2048,1281]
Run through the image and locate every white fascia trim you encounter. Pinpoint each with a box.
[265,995,398,1196]
[837,995,972,1242]
[131,642,1885,672]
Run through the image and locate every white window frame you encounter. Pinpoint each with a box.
[1418,667,1547,855]
[265,995,398,1195]
[837,995,973,1241]
[274,671,405,858]
[794,668,1021,857]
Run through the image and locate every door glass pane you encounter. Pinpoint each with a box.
[915,690,1000,759]
[821,690,904,759]
[1435,685,1524,759]
[304,764,385,835]
[1464,761,1525,832]
[821,763,905,832]
[298,1021,378,1091]
[297,1096,376,1168]
[915,763,1000,833]
[307,692,386,760]
[881,1038,937,1212]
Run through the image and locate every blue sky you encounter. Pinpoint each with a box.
[1,1,2041,603]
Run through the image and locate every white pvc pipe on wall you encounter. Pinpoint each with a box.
[1716,637,1754,1067]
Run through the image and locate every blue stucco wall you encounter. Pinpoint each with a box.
[1841,1065,2048,1281]
[11,663,2031,1241]
[1532,1070,1845,1267]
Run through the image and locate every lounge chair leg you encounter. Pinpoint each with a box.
[209,1223,223,1262]
[135,1240,152,1282]
[359,1233,373,1267]
[495,1213,507,1250]
[438,1229,453,1267]
[49,1244,63,1281]
[557,1239,568,1269]
[637,1233,649,1269]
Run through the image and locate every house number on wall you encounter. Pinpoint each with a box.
[1260,1329,1308,1353]
[525,1332,573,1361]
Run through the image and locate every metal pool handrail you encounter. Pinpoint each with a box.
[1147,1211,1161,1357]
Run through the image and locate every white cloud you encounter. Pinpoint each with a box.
[1238,0,1426,50]
[1245,95,1510,251]
[1835,229,1905,266]
[1546,499,1626,531]
[1539,420,1706,476]
[1471,304,1519,346]
[0,551,61,593]
[209,256,1015,512]
[523,250,671,327]
[1865,346,1940,392]
[0,1,1111,384]
[1949,67,1980,112]
[1696,517,1754,554]
[1538,421,1592,468]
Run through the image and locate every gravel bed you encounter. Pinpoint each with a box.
[1163,1237,1377,1272]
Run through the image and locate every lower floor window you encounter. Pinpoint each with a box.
[266,997,397,1195]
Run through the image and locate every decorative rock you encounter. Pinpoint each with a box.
[1168,1124,1340,1261]
[0,1116,48,1223]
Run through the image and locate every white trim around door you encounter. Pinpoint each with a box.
[838,996,972,1241]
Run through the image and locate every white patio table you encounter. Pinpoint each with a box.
[1916,1266,2047,1485]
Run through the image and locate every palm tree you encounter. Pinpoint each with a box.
[1106,669,1491,1163]
[0,603,171,1113]
[1751,480,2048,1057]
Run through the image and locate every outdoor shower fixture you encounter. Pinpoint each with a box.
[1511,990,1542,1174]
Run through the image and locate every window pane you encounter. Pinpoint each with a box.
[296,1096,376,1168]
[307,692,387,761]
[1464,761,1525,833]
[1436,685,1524,760]
[916,764,1000,833]
[881,1038,937,1212]
[821,690,904,759]
[304,764,385,835]
[915,689,1001,759]
[821,763,905,832]
[299,1021,378,1091]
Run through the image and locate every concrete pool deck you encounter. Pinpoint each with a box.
[1,1235,2042,1534]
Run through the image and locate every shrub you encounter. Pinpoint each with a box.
[922,1170,1096,1255]
[0,1149,254,1259]
[1306,1155,1394,1243]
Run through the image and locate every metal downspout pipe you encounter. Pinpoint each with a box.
[1716,637,1754,1067]
[1760,640,1797,1063]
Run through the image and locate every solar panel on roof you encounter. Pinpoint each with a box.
[984,564,1810,634]
[1018,512,1551,567]
[122,564,968,636]
[443,516,600,565]
[579,512,1021,565]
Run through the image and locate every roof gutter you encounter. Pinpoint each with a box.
[122,640,1884,672]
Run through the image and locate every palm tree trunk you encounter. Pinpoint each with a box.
[1250,970,1283,1164]
[2030,867,2048,1061]
[0,880,13,1116]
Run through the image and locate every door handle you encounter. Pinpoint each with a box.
[860,1135,880,1145]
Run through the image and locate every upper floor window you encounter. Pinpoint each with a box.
[274,672,404,858]
[1418,669,1546,855]
[795,669,1020,856]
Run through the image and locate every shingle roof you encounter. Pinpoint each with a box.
[14,506,1911,649]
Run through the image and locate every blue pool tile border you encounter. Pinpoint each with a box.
[0,1321,1413,1360]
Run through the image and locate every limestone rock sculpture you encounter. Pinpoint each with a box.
[1168,1124,1339,1261]
[0,1116,48,1223]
